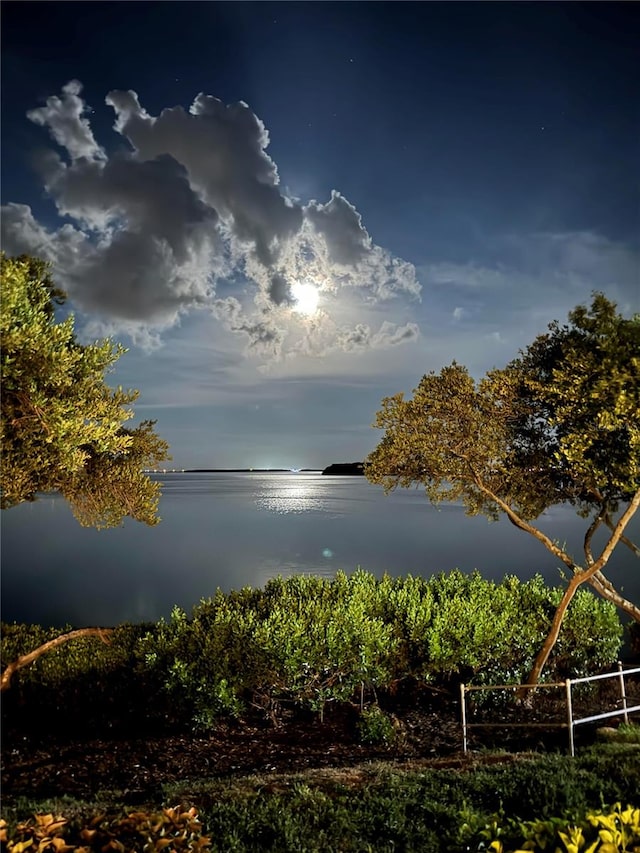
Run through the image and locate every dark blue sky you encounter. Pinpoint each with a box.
[2,2,638,467]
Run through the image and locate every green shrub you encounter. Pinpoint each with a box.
[0,621,164,736]
[552,584,623,677]
[1,569,623,734]
[423,570,622,685]
[357,705,397,745]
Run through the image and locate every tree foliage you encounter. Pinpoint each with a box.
[1,253,170,527]
[512,293,639,518]
[366,294,640,683]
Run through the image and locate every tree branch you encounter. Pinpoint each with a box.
[464,468,640,686]
[1,627,114,691]
[585,489,640,559]
[583,513,602,566]
[588,572,640,622]
[591,490,640,573]
[603,511,640,558]
[468,466,578,572]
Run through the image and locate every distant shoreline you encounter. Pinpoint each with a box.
[147,468,323,474]
[145,465,367,475]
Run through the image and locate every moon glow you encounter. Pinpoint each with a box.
[291,281,320,315]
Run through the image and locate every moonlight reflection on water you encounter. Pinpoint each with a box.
[254,477,328,514]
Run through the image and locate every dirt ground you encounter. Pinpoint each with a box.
[5,679,632,803]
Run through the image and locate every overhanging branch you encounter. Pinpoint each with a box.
[525,487,640,686]
[468,467,577,572]
[604,511,640,558]
[1,627,114,691]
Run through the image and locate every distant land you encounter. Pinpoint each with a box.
[146,466,364,474]
[321,462,365,475]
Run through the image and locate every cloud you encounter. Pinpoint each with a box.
[212,296,285,359]
[376,321,420,346]
[424,232,639,308]
[2,81,421,359]
[505,231,640,309]
[105,88,302,266]
[27,79,105,162]
[412,230,640,380]
[306,191,371,266]
[288,318,419,359]
[267,273,294,307]
[348,321,420,351]
[1,202,88,269]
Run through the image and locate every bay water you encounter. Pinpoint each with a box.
[2,472,638,628]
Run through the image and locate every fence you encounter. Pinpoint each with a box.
[460,663,640,756]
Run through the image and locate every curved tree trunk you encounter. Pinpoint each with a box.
[1,627,113,691]
[525,488,640,686]
[472,471,640,686]
[525,570,585,687]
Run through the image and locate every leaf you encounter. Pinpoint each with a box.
[80,828,98,841]
[11,841,34,853]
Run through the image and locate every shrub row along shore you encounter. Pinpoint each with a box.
[1,569,623,736]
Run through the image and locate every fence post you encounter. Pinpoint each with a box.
[565,679,575,757]
[618,661,629,724]
[460,683,468,754]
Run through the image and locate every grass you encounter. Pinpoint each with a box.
[2,746,640,852]
[614,721,640,743]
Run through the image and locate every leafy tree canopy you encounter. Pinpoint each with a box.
[1,253,170,527]
[513,293,639,518]
[366,294,640,683]
[366,293,639,531]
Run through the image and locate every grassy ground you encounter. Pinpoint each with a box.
[3,744,640,852]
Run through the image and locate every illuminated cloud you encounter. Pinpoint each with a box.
[27,79,106,162]
[305,191,371,266]
[105,88,302,266]
[1,81,422,358]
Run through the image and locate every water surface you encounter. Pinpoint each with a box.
[2,472,638,627]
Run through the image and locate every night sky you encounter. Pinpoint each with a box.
[2,2,638,469]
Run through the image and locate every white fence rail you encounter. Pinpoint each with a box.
[460,663,640,756]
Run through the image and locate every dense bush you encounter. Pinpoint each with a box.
[139,570,621,728]
[1,569,623,733]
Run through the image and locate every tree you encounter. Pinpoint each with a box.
[1,253,170,528]
[365,294,640,685]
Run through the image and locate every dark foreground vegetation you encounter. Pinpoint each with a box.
[2,570,639,850]
[2,749,640,851]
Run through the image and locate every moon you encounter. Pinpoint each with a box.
[291,281,320,315]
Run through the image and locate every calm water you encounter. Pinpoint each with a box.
[2,472,639,627]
